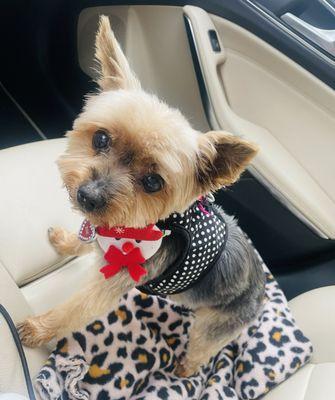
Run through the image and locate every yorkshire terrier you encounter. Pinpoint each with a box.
[18,16,265,377]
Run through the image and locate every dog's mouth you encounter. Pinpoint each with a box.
[72,187,134,228]
[66,177,163,229]
[64,183,108,223]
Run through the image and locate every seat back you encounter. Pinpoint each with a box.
[0,139,91,393]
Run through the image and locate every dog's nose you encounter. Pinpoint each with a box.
[77,184,106,212]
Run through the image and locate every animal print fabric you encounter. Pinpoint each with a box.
[35,262,312,400]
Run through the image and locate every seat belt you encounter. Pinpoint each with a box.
[0,304,35,400]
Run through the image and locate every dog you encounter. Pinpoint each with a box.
[18,16,265,377]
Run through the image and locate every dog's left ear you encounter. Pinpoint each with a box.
[95,15,140,91]
[197,131,258,191]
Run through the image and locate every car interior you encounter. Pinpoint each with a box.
[1,0,335,398]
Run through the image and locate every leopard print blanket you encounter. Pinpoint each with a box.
[35,262,312,399]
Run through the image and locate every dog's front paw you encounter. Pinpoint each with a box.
[48,226,77,256]
[17,316,55,348]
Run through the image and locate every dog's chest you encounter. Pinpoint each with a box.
[138,202,227,296]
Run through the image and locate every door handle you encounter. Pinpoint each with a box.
[281,12,335,56]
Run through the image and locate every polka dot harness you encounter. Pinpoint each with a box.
[138,199,228,296]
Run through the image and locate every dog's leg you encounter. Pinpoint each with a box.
[176,307,242,377]
[48,226,93,256]
[17,270,133,347]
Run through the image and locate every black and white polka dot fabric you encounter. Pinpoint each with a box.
[138,199,227,296]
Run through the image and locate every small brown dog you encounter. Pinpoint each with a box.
[18,16,264,377]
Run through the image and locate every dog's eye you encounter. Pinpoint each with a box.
[92,130,110,151]
[141,174,164,193]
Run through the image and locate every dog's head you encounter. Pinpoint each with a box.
[58,16,258,228]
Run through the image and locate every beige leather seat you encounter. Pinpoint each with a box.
[0,139,92,394]
[0,139,334,398]
[264,286,335,399]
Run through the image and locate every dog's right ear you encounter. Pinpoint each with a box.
[196,131,258,192]
[95,15,140,91]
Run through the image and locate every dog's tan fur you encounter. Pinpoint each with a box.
[175,307,236,377]
[18,16,258,376]
[48,227,93,256]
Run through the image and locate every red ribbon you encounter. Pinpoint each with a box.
[100,245,147,282]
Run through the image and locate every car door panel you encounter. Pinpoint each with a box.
[184,6,335,238]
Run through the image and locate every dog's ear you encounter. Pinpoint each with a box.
[95,15,140,91]
[197,131,258,191]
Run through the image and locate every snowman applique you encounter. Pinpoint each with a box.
[78,220,166,282]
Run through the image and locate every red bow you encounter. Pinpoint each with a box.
[100,245,147,282]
